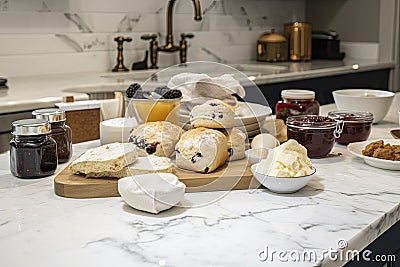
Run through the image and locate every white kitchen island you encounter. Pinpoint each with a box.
[0,111,399,267]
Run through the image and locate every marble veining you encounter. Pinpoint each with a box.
[64,13,93,33]
[0,114,399,266]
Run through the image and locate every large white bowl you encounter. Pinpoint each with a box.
[251,163,316,193]
[332,89,395,123]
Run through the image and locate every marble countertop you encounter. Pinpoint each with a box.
[0,59,394,114]
[1,104,399,267]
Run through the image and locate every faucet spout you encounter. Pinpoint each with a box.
[192,0,202,21]
[163,0,202,51]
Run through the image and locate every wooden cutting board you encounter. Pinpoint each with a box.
[54,159,262,199]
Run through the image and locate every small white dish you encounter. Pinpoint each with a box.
[347,139,400,170]
[251,163,316,193]
[245,148,269,165]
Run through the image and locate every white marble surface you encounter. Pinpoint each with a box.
[0,106,399,266]
[0,59,394,114]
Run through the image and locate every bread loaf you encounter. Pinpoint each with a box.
[86,155,174,178]
[69,143,137,174]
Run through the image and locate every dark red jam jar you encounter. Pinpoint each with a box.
[327,110,373,145]
[10,119,58,178]
[32,108,72,163]
[286,115,341,158]
[276,89,320,122]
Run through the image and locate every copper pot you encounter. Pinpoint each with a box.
[257,30,288,62]
[284,22,312,61]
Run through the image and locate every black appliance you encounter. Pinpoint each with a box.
[312,30,345,60]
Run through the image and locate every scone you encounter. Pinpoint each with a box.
[70,143,137,174]
[86,155,174,178]
[221,128,246,161]
[175,127,228,173]
[190,99,235,129]
[129,121,184,157]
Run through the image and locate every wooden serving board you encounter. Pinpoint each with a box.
[54,159,262,199]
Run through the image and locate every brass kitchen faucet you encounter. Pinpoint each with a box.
[141,0,202,69]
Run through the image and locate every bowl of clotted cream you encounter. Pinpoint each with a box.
[250,139,316,193]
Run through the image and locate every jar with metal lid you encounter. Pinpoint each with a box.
[327,110,373,145]
[32,108,72,163]
[286,115,342,158]
[10,119,58,178]
[257,29,288,62]
[276,89,320,122]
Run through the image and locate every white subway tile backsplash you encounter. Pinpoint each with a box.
[0,0,305,76]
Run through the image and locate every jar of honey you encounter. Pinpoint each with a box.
[32,108,72,163]
[276,89,320,122]
[10,119,58,178]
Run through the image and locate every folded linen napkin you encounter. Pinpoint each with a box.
[168,72,246,115]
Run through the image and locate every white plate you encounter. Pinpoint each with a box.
[347,139,400,170]
[179,120,262,132]
[180,102,272,127]
[177,122,261,137]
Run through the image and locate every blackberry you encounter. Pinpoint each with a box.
[126,83,142,98]
[162,89,182,99]
[154,86,171,97]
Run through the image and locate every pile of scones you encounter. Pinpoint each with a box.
[70,99,247,177]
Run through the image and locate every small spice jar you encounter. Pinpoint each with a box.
[10,119,58,178]
[276,89,320,122]
[32,108,72,163]
[286,115,341,158]
[327,110,373,145]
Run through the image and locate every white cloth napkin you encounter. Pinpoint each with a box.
[168,72,246,115]
[118,173,186,214]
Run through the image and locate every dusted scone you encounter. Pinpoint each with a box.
[86,155,174,178]
[190,99,235,129]
[175,127,228,173]
[70,143,137,174]
[222,128,246,161]
[129,121,184,157]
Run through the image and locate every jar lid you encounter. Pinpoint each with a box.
[328,110,374,123]
[32,108,66,122]
[286,115,337,129]
[281,89,315,100]
[258,30,287,43]
[12,119,51,136]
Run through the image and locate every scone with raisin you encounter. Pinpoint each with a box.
[220,128,246,161]
[190,99,235,129]
[175,127,228,173]
[129,121,184,157]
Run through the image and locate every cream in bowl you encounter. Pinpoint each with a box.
[251,139,316,193]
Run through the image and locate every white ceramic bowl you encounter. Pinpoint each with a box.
[251,163,316,193]
[245,148,269,165]
[332,89,395,123]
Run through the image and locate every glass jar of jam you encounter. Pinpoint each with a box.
[276,89,320,122]
[286,115,341,158]
[32,108,72,163]
[10,119,58,178]
[327,110,373,145]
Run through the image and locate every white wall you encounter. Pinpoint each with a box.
[0,0,305,77]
